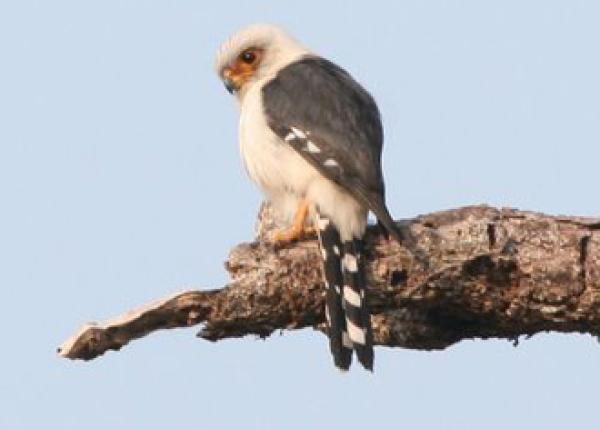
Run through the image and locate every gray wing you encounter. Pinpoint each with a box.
[262,56,402,241]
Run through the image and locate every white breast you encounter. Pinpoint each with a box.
[239,83,318,220]
[238,81,367,241]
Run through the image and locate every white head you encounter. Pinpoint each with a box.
[215,24,310,99]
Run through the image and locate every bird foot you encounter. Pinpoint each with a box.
[272,225,316,246]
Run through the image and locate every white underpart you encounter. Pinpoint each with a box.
[343,286,362,307]
[225,24,368,241]
[346,318,366,345]
[239,88,367,240]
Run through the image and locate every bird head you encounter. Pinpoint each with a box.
[215,24,309,99]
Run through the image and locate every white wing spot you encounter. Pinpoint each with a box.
[343,286,362,307]
[323,158,339,167]
[306,140,321,153]
[291,127,306,139]
[333,245,340,256]
[346,319,366,345]
[342,253,358,273]
[284,132,296,142]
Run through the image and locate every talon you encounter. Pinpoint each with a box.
[273,228,298,244]
[270,198,315,245]
[273,225,315,245]
[302,226,316,237]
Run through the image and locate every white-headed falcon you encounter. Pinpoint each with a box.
[216,24,405,371]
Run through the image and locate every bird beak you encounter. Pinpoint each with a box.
[221,68,238,94]
[223,78,236,94]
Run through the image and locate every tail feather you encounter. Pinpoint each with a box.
[316,212,374,371]
[372,203,405,244]
[342,240,374,370]
[316,213,352,370]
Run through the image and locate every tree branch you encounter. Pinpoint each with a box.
[58,204,600,360]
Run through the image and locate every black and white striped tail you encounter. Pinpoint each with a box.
[316,213,373,371]
[316,213,352,370]
[342,239,373,370]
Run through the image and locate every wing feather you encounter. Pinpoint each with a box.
[262,56,403,241]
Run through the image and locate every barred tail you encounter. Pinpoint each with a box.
[341,239,374,370]
[315,213,352,370]
[316,212,374,371]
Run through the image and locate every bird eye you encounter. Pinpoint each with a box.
[240,50,256,64]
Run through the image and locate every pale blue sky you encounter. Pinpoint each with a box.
[1,1,599,429]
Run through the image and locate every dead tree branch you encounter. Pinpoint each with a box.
[58,204,600,360]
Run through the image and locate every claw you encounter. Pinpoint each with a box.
[273,225,316,245]
[271,199,315,246]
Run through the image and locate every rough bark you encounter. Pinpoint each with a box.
[58,204,600,361]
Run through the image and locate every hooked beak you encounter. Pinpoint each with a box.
[223,78,236,94]
[221,68,238,95]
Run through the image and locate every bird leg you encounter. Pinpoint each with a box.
[272,199,315,245]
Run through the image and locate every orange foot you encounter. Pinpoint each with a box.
[272,199,316,245]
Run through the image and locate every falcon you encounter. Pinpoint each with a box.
[215,24,405,371]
